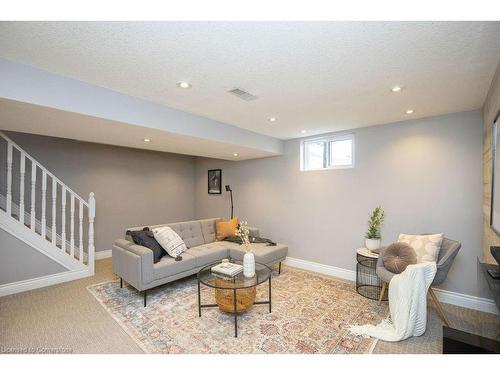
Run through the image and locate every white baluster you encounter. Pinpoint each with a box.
[30,163,36,231]
[52,179,57,245]
[19,151,25,224]
[61,187,66,252]
[79,200,84,263]
[6,142,12,216]
[88,192,96,274]
[70,193,75,257]
[41,171,47,239]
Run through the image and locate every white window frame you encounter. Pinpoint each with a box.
[300,133,355,171]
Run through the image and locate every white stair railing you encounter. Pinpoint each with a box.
[0,193,77,253]
[0,131,96,272]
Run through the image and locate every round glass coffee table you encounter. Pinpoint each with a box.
[197,260,272,337]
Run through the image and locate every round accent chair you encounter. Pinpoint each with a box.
[376,237,461,327]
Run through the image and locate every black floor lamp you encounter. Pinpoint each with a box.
[225,185,234,219]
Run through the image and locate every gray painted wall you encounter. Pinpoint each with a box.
[194,110,484,297]
[0,110,484,299]
[0,227,67,284]
[2,131,197,253]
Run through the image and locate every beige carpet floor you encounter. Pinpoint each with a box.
[0,258,498,354]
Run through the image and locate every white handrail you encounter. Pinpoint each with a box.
[0,131,89,207]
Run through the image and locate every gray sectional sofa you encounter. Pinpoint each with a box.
[112,218,288,306]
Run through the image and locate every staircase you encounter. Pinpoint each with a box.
[0,131,95,294]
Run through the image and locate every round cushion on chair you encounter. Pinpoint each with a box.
[382,242,417,274]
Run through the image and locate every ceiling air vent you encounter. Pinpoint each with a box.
[227,88,257,101]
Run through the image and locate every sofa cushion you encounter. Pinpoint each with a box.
[225,242,287,265]
[153,252,197,280]
[127,228,166,263]
[185,243,229,267]
[199,218,218,243]
[252,243,288,265]
[169,221,205,248]
[224,242,247,261]
[126,219,219,246]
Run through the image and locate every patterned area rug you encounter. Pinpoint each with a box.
[87,267,388,354]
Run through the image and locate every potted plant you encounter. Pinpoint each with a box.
[365,206,385,251]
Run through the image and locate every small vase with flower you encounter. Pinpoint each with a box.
[236,221,255,278]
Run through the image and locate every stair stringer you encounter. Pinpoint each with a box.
[0,209,88,273]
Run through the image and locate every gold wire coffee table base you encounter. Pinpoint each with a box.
[214,277,256,312]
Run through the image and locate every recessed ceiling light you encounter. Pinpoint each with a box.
[301,130,307,134]
[405,109,414,114]
[233,153,239,157]
[391,86,402,92]
[268,117,277,122]
[143,138,151,142]
[177,81,191,89]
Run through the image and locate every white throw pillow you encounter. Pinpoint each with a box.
[152,226,187,258]
[398,233,444,263]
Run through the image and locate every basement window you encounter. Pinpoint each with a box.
[300,134,355,171]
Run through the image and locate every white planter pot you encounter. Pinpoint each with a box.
[365,238,381,251]
[243,252,255,278]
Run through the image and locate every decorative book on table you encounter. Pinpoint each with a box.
[211,262,243,277]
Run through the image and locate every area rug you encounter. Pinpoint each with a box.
[87,266,388,354]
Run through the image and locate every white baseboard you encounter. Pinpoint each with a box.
[284,256,356,282]
[95,249,112,260]
[284,256,499,315]
[0,269,92,297]
[433,287,499,315]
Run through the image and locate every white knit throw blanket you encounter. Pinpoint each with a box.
[349,262,437,342]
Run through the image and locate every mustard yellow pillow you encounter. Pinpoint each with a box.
[216,217,239,241]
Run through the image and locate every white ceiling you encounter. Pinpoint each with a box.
[0,21,499,140]
[0,58,283,160]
